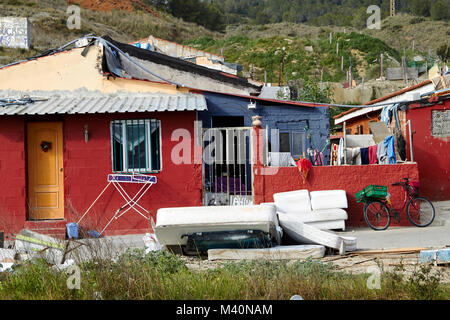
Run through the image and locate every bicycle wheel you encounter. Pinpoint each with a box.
[364,200,391,230]
[407,197,435,227]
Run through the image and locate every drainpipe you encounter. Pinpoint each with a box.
[343,122,347,165]
[408,120,414,162]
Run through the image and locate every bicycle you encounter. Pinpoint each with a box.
[362,178,436,231]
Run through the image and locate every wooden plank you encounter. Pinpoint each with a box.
[208,245,326,261]
[353,247,425,255]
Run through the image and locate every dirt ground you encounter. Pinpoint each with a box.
[182,252,450,283]
[321,253,450,283]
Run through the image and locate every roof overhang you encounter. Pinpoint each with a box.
[0,90,207,115]
[334,81,435,125]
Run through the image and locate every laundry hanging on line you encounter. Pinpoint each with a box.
[384,135,397,164]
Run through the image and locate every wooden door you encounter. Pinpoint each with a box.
[27,122,64,220]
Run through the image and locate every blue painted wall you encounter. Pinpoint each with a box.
[199,92,330,165]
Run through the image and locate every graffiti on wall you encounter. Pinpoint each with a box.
[431,110,450,137]
[0,17,31,49]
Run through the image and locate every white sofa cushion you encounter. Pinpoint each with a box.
[278,209,348,223]
[310,190,348,211]
[273,189,312,214]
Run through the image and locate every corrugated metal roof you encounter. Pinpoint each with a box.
[0,92,207,115]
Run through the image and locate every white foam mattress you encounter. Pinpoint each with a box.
[273,189,312,214]
[277,212,356,254]
[310,190,348,210]
[279,209,348,223]
[155,205,279,246]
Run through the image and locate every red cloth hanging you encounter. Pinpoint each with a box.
[369,145,378,164]
[297,158,313,183]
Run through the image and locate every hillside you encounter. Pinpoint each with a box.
[1,1,447,91]
[0,0,219,65]
[215,0,450,25]
[185,25,437,86]
[225,14,449,56]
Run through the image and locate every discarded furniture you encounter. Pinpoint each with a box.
[271,189,349,231]
[183,230,273,255]
[154,204,282,254]
[14,229,66,264]
[276,213,357,255]
[265,189,356,255]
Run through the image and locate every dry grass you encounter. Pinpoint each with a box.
[226,13,449,55]
[0,0,220,65]
[0,248,448,300]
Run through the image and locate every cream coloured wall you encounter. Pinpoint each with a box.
[0,45,186,94]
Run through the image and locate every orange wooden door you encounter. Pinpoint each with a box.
[27,122,64,220]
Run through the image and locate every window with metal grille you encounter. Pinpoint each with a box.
[278,131,305,158]
[110,119,161,173]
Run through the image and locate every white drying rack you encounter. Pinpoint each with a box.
[78,173,157,236]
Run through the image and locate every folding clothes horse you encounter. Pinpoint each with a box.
[77,174,157,236]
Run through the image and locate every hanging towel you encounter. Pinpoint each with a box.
[338,138,344,165]
[314,149,324,166]
[380,104,398,126]
[369,145,378,164]
[377,141,388,164]
[353,148,361,165]
[345,147,361,165]
[360,147,370,165]
[384,135,397,164]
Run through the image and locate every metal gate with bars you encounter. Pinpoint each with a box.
[202,127,253,206]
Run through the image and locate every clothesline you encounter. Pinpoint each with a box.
[332,134,396,166]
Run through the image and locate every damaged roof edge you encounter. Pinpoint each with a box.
[333,79,433,120]
[101,36,261,92]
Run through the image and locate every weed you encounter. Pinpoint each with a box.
[407,264,446,300]
[0,252,448,300]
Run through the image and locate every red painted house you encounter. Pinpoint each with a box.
[0,36,426,239]
[0,36,258,238]
[333,79,450,201]
[405,95,450,200]
[0,94,208,237]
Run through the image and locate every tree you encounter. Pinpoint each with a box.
[352,6,368,29]
[165,0,226,31]
[430,0,449,21]
[411,0,431,16]
[437,44,449,63]
[288,78,333,103]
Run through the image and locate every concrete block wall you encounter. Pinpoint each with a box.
[0,111,203,237]
[406,99,450,200]
[254,163,420,227]
[0,117,27,235]
[63,111,203,235]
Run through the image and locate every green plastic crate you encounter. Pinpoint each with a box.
[355,185,387,203]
